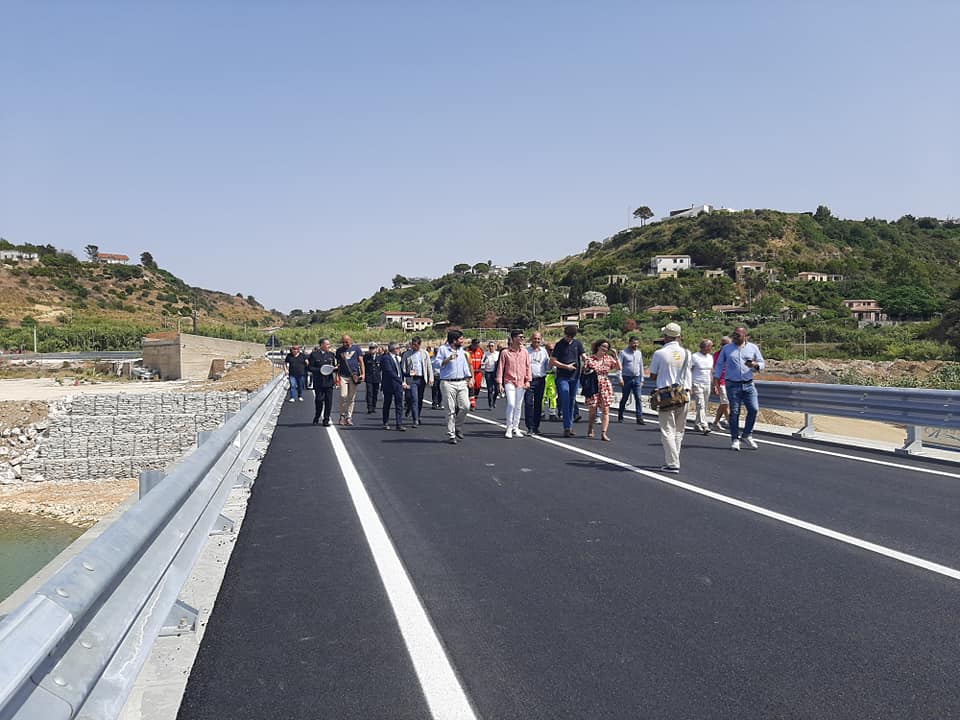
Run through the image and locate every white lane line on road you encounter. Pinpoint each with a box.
[468,413,960,582]
[577,403,960,479]
[327,426,479,720]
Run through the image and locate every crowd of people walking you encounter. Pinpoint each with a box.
[284,323,764,468]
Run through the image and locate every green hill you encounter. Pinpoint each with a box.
[302,208,960,328]
[0,240,284,351]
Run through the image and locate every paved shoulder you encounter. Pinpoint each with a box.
[177,400,429,720]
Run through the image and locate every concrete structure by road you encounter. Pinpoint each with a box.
[142,333,265,380]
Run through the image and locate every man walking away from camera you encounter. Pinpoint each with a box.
[648,323,691,474]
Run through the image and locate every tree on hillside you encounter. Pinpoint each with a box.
[392,274,409,289]
[814,205,833,223]
[632,206,654,226]
[453,263,472,275]
[472,262,490,274]
[582,290,607,307]
[84,244,99,262]
[140,251,157,269]
[444,284,485,326]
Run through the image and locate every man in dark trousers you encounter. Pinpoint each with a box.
[380,342,407,431]
[363,343,382,414]
[284,345,309,403]
[308,338,337,426]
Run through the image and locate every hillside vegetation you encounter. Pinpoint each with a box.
[0,241,283,351]
[288,208,960,361]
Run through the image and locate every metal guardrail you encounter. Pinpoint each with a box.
[0,374,285,720]
[631,377,959,455]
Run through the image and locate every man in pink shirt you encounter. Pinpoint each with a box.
[496,329,533,438]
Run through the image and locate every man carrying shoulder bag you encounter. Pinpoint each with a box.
[648,322,692,474]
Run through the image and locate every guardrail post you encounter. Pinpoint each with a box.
[792,413,816,439]
[138,469,165,499]
[160,600,198,636]
[210,513,235,535]
[895,425,924,455]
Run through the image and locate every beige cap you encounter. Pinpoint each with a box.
[661,322,682,338]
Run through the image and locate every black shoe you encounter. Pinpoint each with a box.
[322,419,331,427]
[312,416,319,425]
[455,430,464,439]
[396,425,407,432]
[448,437,458,444]
[573,415,582,423]
[617,411,623,423]
[637,417,646,425]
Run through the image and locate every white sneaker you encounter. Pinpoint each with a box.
[298,397,304,402]
[513,428,524,438]
[288,398,295,403]
[504,428,513,439]
[743,435,758,449]
[731,439,741,451]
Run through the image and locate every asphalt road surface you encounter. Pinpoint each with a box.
[178,391,960,720]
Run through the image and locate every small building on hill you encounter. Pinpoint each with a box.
[842,299,887,323]
[735,261,776,282]
[96,253,129,265]
[380,310,416,326]
[402,317,434,331]
[649,255,691,276]
[646,305,679,314]
[0,250,39,262]
[797,271,844,282]
[578,305,610,320]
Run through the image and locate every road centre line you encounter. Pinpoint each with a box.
[586,404,960,480]
[327,426,479,720]
[468,413,960,582]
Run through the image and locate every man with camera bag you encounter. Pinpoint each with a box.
[648,322,692,474]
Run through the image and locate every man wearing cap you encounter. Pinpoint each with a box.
[363,343,382,414]
[308,338,337,426]
[284,344,309,403]
[713,326,765,450]
[648,322,692,473]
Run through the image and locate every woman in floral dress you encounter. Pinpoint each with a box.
[584,338,621,441]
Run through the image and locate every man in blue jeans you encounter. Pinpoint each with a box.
[550,325,585,438]
[284,345,308,402]
[617,335,646,425]
[712,326,765,451]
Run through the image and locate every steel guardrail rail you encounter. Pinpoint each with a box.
[0,374,284,720]
[634,377,959,452]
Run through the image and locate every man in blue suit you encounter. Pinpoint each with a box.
[380,342,408,431]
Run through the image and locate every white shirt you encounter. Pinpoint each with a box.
[527,345,550,378]
[648,341,692,389]
[691,351,714,387]
[481,350,500,372]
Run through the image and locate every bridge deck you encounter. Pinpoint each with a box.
[178,392,960,719]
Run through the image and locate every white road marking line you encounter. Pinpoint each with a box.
[328,426,478,720]
[753,438,960,479]
[581,403,960,479]
[468,413,960,581]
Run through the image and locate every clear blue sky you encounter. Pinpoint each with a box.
[2,1,957,314]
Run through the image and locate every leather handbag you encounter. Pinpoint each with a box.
[580,369,599,398]
[649,350,691,410]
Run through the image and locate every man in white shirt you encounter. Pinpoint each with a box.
[524,332,551,436]
[690,339,715,435]
[648,322,692,474]
[617,336,646,425]
[436,330,476,444]
[481,342,500,409]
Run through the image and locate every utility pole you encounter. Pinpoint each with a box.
[33,325,38,354]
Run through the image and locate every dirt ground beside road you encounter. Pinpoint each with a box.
[0,479,137,527]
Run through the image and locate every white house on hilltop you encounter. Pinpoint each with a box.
[661,204,735,222]
[649,255,691,277]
